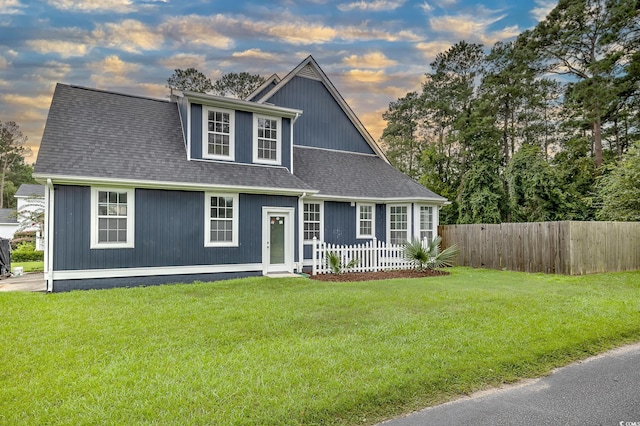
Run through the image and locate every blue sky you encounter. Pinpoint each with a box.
[0,0,558,161]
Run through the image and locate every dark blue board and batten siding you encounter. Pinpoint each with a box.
[52,185,298,290]
[190,104,291,170]
[303,202,386,259]
[264,76,375,155]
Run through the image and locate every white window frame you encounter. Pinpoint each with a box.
[90,187,135,249]
[202,106,235,161]
[204,193,239,247]
[253,114,282,165]
[356,203,375,239]
[386,204,411,245]
[303,201,323,243]
[414,204,435,244]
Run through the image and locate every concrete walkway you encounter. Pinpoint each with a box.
[379,342,640,426]
[0,272,46,292]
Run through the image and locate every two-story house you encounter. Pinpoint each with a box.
[34,56,447,292]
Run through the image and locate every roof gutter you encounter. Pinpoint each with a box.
[182,91,303,118]
[33,173,318,197]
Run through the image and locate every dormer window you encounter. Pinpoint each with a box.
[203,106,235,161]
[253,114,281,165]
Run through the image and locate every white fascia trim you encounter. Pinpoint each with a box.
[53,263,263,280]
[175,100,188,158]
[183,91,302,118]
[187,98,192,161]
[245,73,281,101]
[257,56,389,163]
[293,145,378,157]
[308,194,449,204]
[33,173,317,197]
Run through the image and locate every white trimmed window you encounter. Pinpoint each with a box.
[356,203,375,239]
[90,187,135,249]
[205,193,239,247]
[203,106,235,160]
[387,204,410,245]
[417,205,434,243]
[303,202,323,242]
[253,114,281,165]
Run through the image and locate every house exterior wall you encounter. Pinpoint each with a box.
[265,76,375,155]
[189,104,292,170]
[247,81,278,102]
[52,185,298,271]
[302,201,386,259]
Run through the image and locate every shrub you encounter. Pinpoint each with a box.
[11,242,44,262]
[404,237,459,271]
[11,231,37,250]
[326,251,359,274]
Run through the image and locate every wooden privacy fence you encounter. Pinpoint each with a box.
[439,221,640,275]
[311,237,415,275]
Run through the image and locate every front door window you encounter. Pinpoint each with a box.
[270,215,285,265]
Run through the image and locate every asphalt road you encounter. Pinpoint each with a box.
[379,343,640,426]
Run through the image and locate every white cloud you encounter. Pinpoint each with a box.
[137,82,168,99]
[343,52,397,68]
[338,0,406,12]
[160,15,235,49]
[90,74,134,88]
[531,0,556,22]
[159,53,207,71]
[25,39,91,58]
[2,93,53,109]
[420,2,433,12]
[232,49,278,61]
[345,69,388,83]
[416,40,454,59]
[0,0,25,14]
[429,12,520,45]
[88,55,140,74]
[160,13,421,47]
[45,0,136,13]
[92,19,163,53]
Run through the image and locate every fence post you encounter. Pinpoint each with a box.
[312,237,317,276]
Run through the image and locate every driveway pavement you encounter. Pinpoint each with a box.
[379,342,640,426]
[0,272,46,292]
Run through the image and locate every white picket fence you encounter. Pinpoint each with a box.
[311,237,420,275]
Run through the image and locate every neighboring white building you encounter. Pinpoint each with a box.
[0,208,18,239]
[0,184,45,242]
[15,184,45,233]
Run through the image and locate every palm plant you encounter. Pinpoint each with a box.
[404,236,459,271]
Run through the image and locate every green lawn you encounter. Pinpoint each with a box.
[11,261,44,273]
[1,268,639,425]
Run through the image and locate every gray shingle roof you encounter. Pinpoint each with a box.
[34,84,314,192]
[0,209,17,224]
[15,184,44,198]
[293,146,447,201]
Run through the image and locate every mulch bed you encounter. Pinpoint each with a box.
[309,269,449,282]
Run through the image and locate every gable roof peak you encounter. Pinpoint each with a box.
[258,55,389,163]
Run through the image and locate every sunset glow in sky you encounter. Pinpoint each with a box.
[0,0,557,162]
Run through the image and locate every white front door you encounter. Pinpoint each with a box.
[262,207,294,274]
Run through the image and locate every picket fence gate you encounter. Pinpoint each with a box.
[311,237,421,275]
